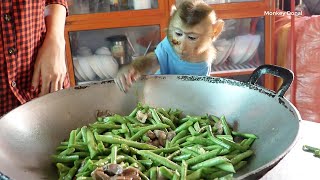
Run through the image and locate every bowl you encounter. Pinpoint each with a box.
[77,56,97,81]
[229,35,252,64]
[238,34,261,64]
[77,46,92,57]
[95,46,112,56]
[95,55,119,78]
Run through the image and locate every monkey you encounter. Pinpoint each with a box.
[114,0,224,92]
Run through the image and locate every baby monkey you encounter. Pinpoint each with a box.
[115,0,224,92]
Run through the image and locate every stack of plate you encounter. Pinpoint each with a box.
[73,46,119,82]
[229,34,261,64]
[213,38,235,65]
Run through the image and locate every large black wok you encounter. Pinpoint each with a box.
[0,65,301,179]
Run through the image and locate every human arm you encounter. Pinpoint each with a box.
[114,52,159,93]
[31,3,67,96]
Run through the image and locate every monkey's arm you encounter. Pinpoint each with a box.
[131,52,160,75]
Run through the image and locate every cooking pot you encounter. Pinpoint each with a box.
[0,65,300,179]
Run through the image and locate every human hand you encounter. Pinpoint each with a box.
[31,35,67,96]
[114,65,141,93]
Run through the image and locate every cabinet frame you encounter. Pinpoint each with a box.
[65,0,275,89]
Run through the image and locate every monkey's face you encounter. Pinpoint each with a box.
[169,15,214,60]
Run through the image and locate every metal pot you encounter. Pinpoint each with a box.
[0,65,301,180]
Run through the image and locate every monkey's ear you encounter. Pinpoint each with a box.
[212,19,225,39]
[170,5,177,16]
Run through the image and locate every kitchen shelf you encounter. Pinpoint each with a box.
[211,60,259,77]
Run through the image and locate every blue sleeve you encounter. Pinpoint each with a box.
[154,39,168,74]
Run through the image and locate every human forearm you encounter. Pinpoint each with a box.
[44,4,67,40]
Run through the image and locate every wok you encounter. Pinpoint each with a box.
[0,65,301,180]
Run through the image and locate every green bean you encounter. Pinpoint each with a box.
[186,148,222,166]
[172,154,191,162]
[56,163,70,174]
[150,167,157,180]
[130,123,169,141]
[216,135,233,141]
[188,126,197,136]
[138,150,181,170]
[59,148,75,156]
[51,155,79,163]
[167,150,181,160]
[123,155,145,171]
[157,108,171,119]
[181,148,199,157]
[159,166,174,179]
[303,145,320,153]
[203,145,221,151]
[170,130,188,145]
[175,120,194,133]
[150,108,162,124]
[76,177,93,180]
[124,116,144,125]
[68,130,77,148]
[129,107,139,117]
[193,122,201,132]
[150,146,180,154]
[75,171,90,178]
[220,138,247,152]
[186,136,215,146]
[186,168,202,180]
[111,145,118,164]
[180,160,188,180]
[104,114,127,124]
[210,115,220,123]
[190,156,230,170]
[81,126,88,143]
[220,116,232,135]
[208,136,231,150]
[158,112,176,130]
[215,162,235,173]
[172,170,180,180]
[78,159,93,173]
[90,122,121,129]
[73,152,90,158]
[234,160,248,170]
[230,150,253,165]
[139,171,150,180]
[96,134,157,150]
[139,159,153,167]
[86,128,98,159]
[232,131,258,139]
[65,160,82,180]
[201,167,220,175]
[76,128,82,140]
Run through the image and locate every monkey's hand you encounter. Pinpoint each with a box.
[114,64,141,93]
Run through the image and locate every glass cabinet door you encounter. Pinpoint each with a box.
[69,26,161,85]
[211,17,265,73]
[68,0,159,15]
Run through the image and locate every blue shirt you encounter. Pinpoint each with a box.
[154,37,211,76]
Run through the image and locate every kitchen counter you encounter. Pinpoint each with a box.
[261,120,320,180]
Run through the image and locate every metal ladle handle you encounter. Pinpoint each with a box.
[248,64,294,97]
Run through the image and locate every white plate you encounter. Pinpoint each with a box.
[239,34,261,64]
[77,56,97,81]
[73,58,90,81]
[87,55,108,80]
[229,35,252,64]
[95,55,119,79]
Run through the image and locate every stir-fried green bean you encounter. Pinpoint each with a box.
[52,102,257,180]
